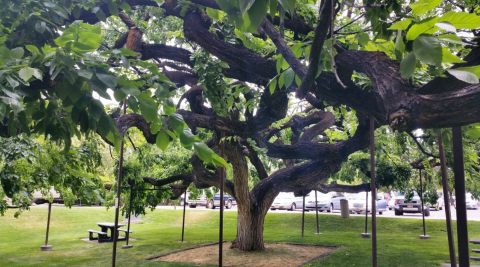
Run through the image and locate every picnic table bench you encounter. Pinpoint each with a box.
[87,222,132,243]
[87,230,108,241]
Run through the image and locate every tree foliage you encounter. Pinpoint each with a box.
[1,0,480,250]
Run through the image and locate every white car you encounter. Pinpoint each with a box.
[270,192,296,211]
[293,191,332,211]
[348,192,386,215]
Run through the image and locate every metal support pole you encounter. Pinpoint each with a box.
[314,190,321,235]
[365,191,369,233]
[112,102,127,267]
[302,195,305,238]
[438,132,456,267]
[45,202,51,246]
[452,126,469,267]
[419,170,430,239]
[122,186,134,249]
[181,190,187,242]
[40,202,53,251]
[370,116,377,267]
[219,132,225,267]
[361,191,371,238]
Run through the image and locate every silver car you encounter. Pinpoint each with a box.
[271,192,296,211]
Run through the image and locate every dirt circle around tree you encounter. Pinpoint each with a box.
[151,242,337,267]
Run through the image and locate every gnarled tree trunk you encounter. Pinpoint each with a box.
[233,202,269,251]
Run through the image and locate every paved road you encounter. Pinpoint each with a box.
[162,204,480,221]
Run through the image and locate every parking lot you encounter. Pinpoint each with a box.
[163,204,480,221]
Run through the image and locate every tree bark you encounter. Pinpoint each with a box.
[233,202,268,251]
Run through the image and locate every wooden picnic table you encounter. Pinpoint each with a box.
[87,222,126,243]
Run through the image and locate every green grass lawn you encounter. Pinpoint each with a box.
[0,206,476,266]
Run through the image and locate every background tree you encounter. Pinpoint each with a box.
[0,136,104,217]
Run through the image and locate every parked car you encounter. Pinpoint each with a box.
[211,193,236,209]
[329,192,347,212]
[290,191,331,211]
[348,192,387,215]
[454,193,479,209]
[271,192,296,211]
[394,191,430,216]
[187,194,209,208]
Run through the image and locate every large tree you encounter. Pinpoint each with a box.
[2,0,480,251]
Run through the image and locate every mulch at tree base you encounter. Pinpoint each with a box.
[149,242,337,267]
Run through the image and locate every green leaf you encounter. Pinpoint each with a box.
[212,153,229,168]
[406,17,439,40]
[113,90,127,101]
[18,67,35,82]
[156,130,170,151]
[1,97,23,114]
[284,68,295,88]
[155,84,170,99]
[95,73,118,88]
[239,0,256,16]
[269,77,277,95]
[246,0,268,32]
[118,2,131,12]
[25,45,40,54]
[278,72,285,88]
[180,129,195,149]
[206,8,222,20]
[119,48,138,57]
[169,113,184,136]
[108,2,119,17]
[435,22,456,32]
[441,12,480,29]
[72,6,81,18]
[98,116,111,137]
[277,0,295,14]
[467,127,480,141]
[269,0,277,15]
[442,47,465,64]
[92,7,106,21]
[411,0,441,15]
[121,86,140,96]
[389,19,412,30]
[194,142,213,162]
[412,35,442,67]
[121,55,130,69]
[439,34,465,45]
[395,30,405,53]
[150,120,161,135]
[77,69,93,79]
[357,33,369,46]
[447,69,479,84]
[455,66,480,77]
[10,47,24,59]
[127,97,139,112]
[5,75,19,88]
[163,98,176,115]
[400,52,416,79]
[139,100,158,122]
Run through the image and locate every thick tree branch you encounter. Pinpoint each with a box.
[142,174,194,187]
[296,0,333,99]
[316,183,370,193]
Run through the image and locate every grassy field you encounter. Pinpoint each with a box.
[0,205,477,267]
